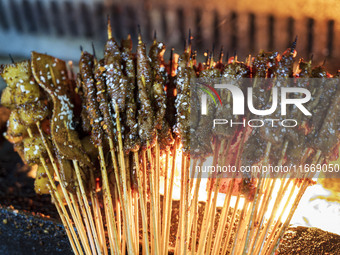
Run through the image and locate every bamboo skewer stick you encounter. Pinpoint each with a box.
[73,160,102,254]
[277,141,289,166]
[266,179,310,255]
[56,168,92,255]
[155,141,161,242]
[232,200,251,254]
[31,124,315,255]
[98,146,118,254]
[238,201,255,254]
[187,158,199,235]
[206,139,230,254]
[163,140,178,255]
[312,150,322,165]
[264,162,317,254]
[127,157,137,251]
[205,178,221,254]
[98,145,121,255]
[161,150,170,253]
[247,177,268,254]
[146,140,160,255]
[141,150,152,253]
[141,150,148,206]
[231,199,253,254]
[228,202,245,254]
[147,151,154,255]
[48,184,80,255]
[197,139,223,253]
[134,190,140,254]
[247,178,289,255]
[240,177,264,255]
[153,142,160,254]
[196,140,221,254]
[126,156,137,253]
[113,184,122,244]
[252,150,316,254]
[115,103,137,254]
[134,151,150,255]
[69,190,95,255]
[234,128,249,169]
[250,178,288,255]
[122,229,127,255]
[239,142,271,255]
[103,192,117,255]
[175,152,186,254]
[258,181,297,254]
[125,156,138,252]
[300,148,313,168]
[221,194,241,255]
[210,139,233,254]
[210,177,236,255]
[44,169,85,255]
[31,126,85,255]
[189,158,198,197]
[187,158,199,252]
[184,156,191,254]
[190,161,203,255]
[250,178,276,254]
[241,140,289,254]
[107,138,126,248]
[243,140,291,255]
[256,178,291,254]
[221,133,249,254]
[188,159,203,254]
[175,165,183,255]
[89,171,108,255]
[42,160,85,255]
[181,154,190,254]
[75,187,98,255]
[234,200,253,255]
[196,178,214,251]
[139,154,148,255]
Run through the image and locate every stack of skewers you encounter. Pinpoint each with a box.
[1,19,339,255]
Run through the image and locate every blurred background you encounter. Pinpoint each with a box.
[0,0,340,73]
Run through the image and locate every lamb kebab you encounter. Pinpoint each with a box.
[149,37,174,151]
[136,33,156,149]
[174,47,197,155]
[120,36,140,153]
[284,59,312,166]
[240,51,279,170]
[307,68,340,163]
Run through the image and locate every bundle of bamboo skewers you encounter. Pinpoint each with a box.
[1,18,339,255]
